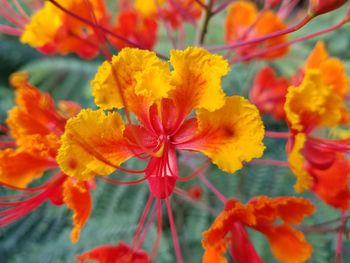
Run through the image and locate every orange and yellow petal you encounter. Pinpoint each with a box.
[203,243,228,263]
[7,73,66,139]
[284,70,345,132]
[0,149,52,188]
[57,109,133,180]
[20,2,62,48]
[92,48,172,111]
[63,178,92,243]
[77,242,151,263]
[305,41,349,97]
[169,47,229,114]
[182,96,264,174]
[135,0,165,17]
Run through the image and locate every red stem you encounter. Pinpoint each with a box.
[230,17,349,63]
[198,173,227,203]
[206,15,312,51]
[265,131,290,139]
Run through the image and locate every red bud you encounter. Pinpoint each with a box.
[309,0,347,16]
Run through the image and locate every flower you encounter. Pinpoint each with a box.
[20,0,110,58]
[249,66,290,120]
[0,72,91,242]
[202,196,315,263]
[134,0,203,29]
[308,0,347,16]
[57,47,265,198]
[77,242,151,263]
[225,1,288,60]
[284,43,350,209]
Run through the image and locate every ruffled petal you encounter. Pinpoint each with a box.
[57,109,133,180]
[284,70,345,132]
[169,47,229,115]
[77,242,151,263]
[178,96,265,173]
[305,41,349,97]
[63,178,92,243]
[91,48,172,112]
[287,133,313,192]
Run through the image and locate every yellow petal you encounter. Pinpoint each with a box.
[91,48,172,111]
[287,133,313,192]
[186,96,265,173]
[57,109,133,180]
[20,2,62,47]
[284,70,345,132]
[169,47,229,115]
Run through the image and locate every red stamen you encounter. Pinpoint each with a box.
[165,198,183,263]
[265,131,290,139]
[132,195,154,249]
[98,174,149,185]
[335,211,346,263]
[151,198,162,260]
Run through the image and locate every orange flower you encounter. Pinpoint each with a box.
[0,72,91,243]
[19,0,111,58]
[250,66,290,120]
[202,196,315,263]
[225,1,288,60]
[77,242,151,263]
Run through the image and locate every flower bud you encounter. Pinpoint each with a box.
[309,0,347,16]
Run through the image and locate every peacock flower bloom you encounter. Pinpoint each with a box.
[110,8,158,50]
[77,242,151,263]
[134,0,203,29]
[20,0,110,58]
[0,73,91,243]
[249,66,290,120]
[225,1,289,60]
[284,66,350,208]
[57,47,265,259]
[57,47,265,198]
[202,196,315,263]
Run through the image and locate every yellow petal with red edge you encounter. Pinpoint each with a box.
[92,48,172,110]
[57,109,133,180]
[20,1,62,47]
[0,149,52,188]
[287,133,313,192]
[63,178,92,243]
[284,70,345,132]
[169,47,229,114]
[192,96,265,173]
[262,225,313,263]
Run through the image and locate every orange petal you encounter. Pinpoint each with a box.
[63,178,92,243]
[261,225,313,263]
[57,109,133,180]
[0,148,53,188]
[169,47,229,115]
[77,242,151,263]
[7,73,66,139]
[179,96,265,173]
[305,41,329,69]
[203,243,228,263]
